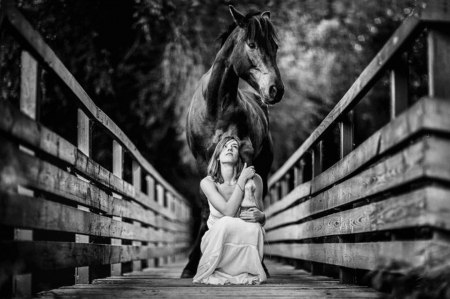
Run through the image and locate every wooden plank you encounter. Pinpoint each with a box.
[312,97,450,195]
[390,53,409,119]
[264,182,311,218]
[428,25,450,98]
[0,100,181,219]
[266,136,450,230]
[265,240,450,271]
[20,50,39,120]
[0,137,189,232]
[0,192,190,243]
[265,186,450,241]
[76,109,91,283]
[268,15,422,187]
[0,241,190,274]
[4,5,189,207]
[312,142,323,178]
[14,49,38,297]
[339,111,353,159]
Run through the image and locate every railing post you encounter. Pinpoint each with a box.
[390,53,409,119]
[312,141,323,178]
[293,160,305,187]
[428,25,450,98]
[281,174,289,198]
[13,50,39,298]
[427,19,450,243]
[339,111,354,159]
[132,160,142,272]
[156,184,165,266]
[76,109,91,284]
[111,140,123,276]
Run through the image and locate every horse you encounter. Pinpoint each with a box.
[181,5,284,278]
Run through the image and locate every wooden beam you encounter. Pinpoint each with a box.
[0,192,190,243]
[4,5,189,205]
[265,240,449,271]
[390,53,409,119]
[312,142,323,178]
[265,187,450,242]
[0,241,190,275]
[428,25,450,98]
[14,49,38,297]
[266,137,450,230]
[339,111,354,159]
[268,15,422,188]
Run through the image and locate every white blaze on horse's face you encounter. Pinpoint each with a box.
[229,6,285,105]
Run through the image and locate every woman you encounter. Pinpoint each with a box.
[193,136,267,285]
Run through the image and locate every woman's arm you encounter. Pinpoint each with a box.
[200,164,255,217]
[200,177,243,216]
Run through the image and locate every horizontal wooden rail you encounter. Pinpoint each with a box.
[2,4,188,206]
[266,187,450,242]
[0,2,193,295]
[0,100,186,223]
[264,0,450,286]
[265,240,450,271]
[1,241,190,275]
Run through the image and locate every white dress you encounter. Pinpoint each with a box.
[193,192,266,285]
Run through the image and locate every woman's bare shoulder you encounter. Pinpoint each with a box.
[200,176,216,189]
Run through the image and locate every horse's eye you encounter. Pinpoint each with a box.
[248,42,256,49]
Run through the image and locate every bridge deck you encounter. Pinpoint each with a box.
[37,260,380,298]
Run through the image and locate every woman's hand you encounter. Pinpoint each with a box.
[239,207,265,224]
[237,163,255,188]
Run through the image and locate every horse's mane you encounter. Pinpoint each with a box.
[217,11,279,51]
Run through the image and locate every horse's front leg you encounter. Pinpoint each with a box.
[239,136,257,207]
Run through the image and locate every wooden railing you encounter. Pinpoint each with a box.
[0,2,192,297]
[264,0,450,284]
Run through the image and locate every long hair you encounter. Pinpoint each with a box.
[207,136,244,184]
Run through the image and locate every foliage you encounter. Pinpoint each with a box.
[0,0,423,207]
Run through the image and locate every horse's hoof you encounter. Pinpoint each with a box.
[180,269,196,278]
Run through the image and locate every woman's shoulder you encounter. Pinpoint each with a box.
[200,176,217,189]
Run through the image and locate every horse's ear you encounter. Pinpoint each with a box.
[261,11,271,19]
[229,5,245,26]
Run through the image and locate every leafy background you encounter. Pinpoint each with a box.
[0,0,424,209]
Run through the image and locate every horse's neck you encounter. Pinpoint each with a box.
[205,41,240,117]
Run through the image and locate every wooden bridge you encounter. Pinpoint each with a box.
[1,1,450,298]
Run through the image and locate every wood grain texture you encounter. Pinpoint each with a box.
[266,186,450,241]
[266,136,450,230]
[0,136,189,232]
[268,15,422,187]
[35,259,380,298]
[0,241,190,275]
[0,192,191,243]
[265,240,450,271]
[264,182,311,218]
[0,99,183,221]
[266,98,450,220]
[4,5,189,207]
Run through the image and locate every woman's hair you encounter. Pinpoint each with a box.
[207,136,244,184]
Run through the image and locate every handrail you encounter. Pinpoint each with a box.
[268,2,448,188]
[2,4,189,206]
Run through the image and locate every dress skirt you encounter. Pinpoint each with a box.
[193,216,266,285]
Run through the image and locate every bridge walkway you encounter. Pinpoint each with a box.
[37,259,380,299]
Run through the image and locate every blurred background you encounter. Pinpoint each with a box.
[0,0,425,211]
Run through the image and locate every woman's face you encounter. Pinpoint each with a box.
[219,139,239,164]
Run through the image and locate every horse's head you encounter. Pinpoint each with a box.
[225,6,284,105]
